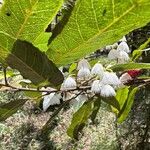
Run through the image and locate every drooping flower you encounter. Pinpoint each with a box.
[119,73,133,84]
[91,80,103,94]
[108,49,118,60]
[77,59,91,70]
[77,67,91,79]
[43,93,61,112]
[117,41,130,53]
[101,84,116,97]
[112,43,118,49]
[118,51,129,63]
[61,76,76,90]
[41,87,61,111]
[101,72,120,86]
[105,45,112,51]
[91,63,104,79]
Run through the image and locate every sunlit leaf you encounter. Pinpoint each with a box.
[47,0,150,66]
[117,87,139,123]
[67,100,94,139]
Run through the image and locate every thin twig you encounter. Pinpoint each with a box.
[3,67,8,85]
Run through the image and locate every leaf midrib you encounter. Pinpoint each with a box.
[16,0,39,38]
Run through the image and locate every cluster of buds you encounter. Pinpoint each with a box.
[108,36,130,63]
[42,58,142,111]
[42,37,142,111]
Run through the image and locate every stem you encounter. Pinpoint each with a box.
[3,67,8,85]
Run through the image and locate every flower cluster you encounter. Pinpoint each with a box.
[108,36,130,63]
[41,37,135,111]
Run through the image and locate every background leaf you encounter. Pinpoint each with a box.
[0,99,27,121]
[102,97,120,111]
[110,63,150,72]
[47,0,150,66]
[112,87,129,114]
[90,97,101,123]
[117,87,139,123]
[67,100,94,139]
[132,38,150,61]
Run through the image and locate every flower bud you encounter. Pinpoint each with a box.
[101,72,120,86]
[119,73,133,84]
[108,49,118,60]
[43,93,61,111]
[77,68,91,79]
[77,59,91,70]
[91,80,103,94]
[62,76,76,90]
[101,85,116,97]
[117,41,130,53]
[118,51,129,63]
[91,63,104,78]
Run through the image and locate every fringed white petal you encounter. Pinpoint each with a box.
[61,77,76,90]
[117,41,130,53]
[108,49,119,60]
[77,59,91,70]
[101,85,116,97]
[91,80,103,94]
[91,63,104,79]
[77,68,91,79]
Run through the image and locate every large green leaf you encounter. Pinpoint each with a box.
[67,100,94,139]
[117,87,139,123]
[110,63,150,72]
[0,0,64,86]
[47,0,150,66]
[6,40,64,86]
[0,99,27,121]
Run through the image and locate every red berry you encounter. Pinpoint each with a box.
[127,70,142,78]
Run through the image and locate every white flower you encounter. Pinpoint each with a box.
[105,45,112,50]
[91,80,103,94]
[77,59,91,70]
[91,63,104,78]
[101,85,116,97]
[117,41,130,53]
[101,72,120,86]
[108,49,118,60]
[112,43,118,49]
[43,93,61,111]
[0,0,3,4]
[120,73,133,84]
[118,51,129,63]
[77,68,91,79]
[119,36,127,42]
[62,76,76,90]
